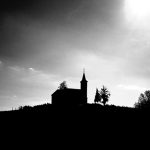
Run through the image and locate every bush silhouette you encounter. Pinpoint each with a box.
[94,88,101,104]
[100,86,111,106]
[94,86,110,106]
[58,81,68,90]
[134,90,150,109]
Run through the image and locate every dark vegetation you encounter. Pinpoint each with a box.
[58,81,68,90]
[1,102,148,114]
[1,102,149,130]
[94,86,111,105]
[13,103,135,113]
[134,90,150,109]
[0,103,138,124]
[1,102,149,137]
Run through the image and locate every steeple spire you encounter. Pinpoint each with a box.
[80,69,88,104]
[81,69,87,82]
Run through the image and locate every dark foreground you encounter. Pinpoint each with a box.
[0,103,149,146]
[1,103,149,121]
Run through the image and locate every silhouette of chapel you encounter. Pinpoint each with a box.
[52,72,88,105]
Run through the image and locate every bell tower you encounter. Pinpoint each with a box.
[80,69,88,104]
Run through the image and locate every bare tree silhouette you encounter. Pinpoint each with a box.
[134,90,150,109]
[58,81,68,90]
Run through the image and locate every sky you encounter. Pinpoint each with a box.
[0,0,150,110]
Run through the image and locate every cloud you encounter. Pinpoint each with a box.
[117,84,147,92]
[8,66,25,72]
[0,64,61,110]
[0,60,2,68]
[7,66,60,88]
[0,64,62,96]
[21,68,60,88]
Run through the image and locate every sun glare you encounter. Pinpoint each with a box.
[125,0,150,21]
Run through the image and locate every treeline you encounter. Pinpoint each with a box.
[8,103,136,113]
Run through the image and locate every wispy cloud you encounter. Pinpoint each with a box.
[0,60,3,68]
[21,68,59,87]
[0,65,61,110]
[8,66,25,72]
[8,66,60,88]
[117,84,147,92]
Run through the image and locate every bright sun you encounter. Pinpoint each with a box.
[125,0,150,20]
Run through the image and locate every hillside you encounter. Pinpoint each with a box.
[1,103,135,113]
[1,103,149,138]
[2,103,148,119]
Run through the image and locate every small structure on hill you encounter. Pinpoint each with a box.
[51,72,88,105]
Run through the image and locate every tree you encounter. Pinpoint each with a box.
[94,88,101,104]
[99,86,111,106]
[134,90,150,109]
[58,81,68,90]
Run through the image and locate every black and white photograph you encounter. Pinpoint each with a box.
[0,0,150,120]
